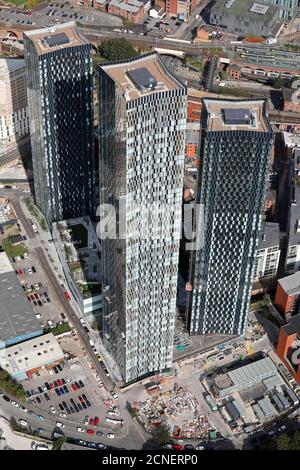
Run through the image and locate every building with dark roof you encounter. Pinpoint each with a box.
[186,98,273,336]
[277,313,300,385]
[23,22,96,226]
[0,252,43,348]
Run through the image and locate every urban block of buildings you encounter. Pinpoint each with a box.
[210,0,283,37]
[0,251,43,349]
[108,0,144,23]
[0,333,64,382]
[52,217,102,316]
[23,22,96,227]
[212,356,279,398]
[98,53,187,384]
[186,99,273,336]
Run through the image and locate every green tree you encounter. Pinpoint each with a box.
[52,436,65,451]
[272,77,285,89]
[220,69,228,80]
[98,39,137,62]
[276,433,292,450]
[152,424,172,447]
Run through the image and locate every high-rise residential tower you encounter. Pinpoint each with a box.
[187,99,273,336]
[98,53,187,384]
[24,22,95,226]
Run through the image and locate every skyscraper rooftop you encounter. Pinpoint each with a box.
[101,53,185,101]
[203,98,272,132]
[23,21,88,55]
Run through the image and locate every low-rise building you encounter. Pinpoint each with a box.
[8,234,24,247]
[149,5,166,17]
[210,0,282,37]
[264,188,276,218]
[94,0,109,10]
[0,333,64,381]
[283,88,300,114]
[275,272,300,317]
[52,217,102,317]
[227,63,242,80]
[212,357,279,398]
[108,0,144,23]
[253,223,280,283]
[0,252,43,349]
[276,314,300,385]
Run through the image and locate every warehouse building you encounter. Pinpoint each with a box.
[0,252,43,348]
[213,357,278,398]
[0,333,64,381]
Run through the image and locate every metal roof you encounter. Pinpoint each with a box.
[257,396,277,418]
[252,403,265,421]
[223,108,251,125]
[44,32,70,48]
[126,67,157,90]
[0,253,42,346]
[258,222,280,250]
[278,271,300,296]
[228,357,277,387]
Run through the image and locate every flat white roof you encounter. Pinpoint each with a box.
[0,333,63,377]
[0,251,13,275]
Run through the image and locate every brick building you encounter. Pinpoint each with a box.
[276,314,300,385]
[108,0,144,23]
[227,64,242,80]
[275,272,300,317]
[283,88,300,114]
[187,100,201,122]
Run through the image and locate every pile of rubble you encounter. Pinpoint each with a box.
[136,387,213,437]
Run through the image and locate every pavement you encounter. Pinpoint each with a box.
[0,416,51,450]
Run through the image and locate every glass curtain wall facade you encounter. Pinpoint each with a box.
[187,99,273,336]
[98,53,187,384]
[23,23,95,226]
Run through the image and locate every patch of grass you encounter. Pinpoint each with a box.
[215,86,250,98]
[2,238,25,258]
[186,55,202,71]
[5,0,25,5]
[0,369,26,401]
[45,322,71,336]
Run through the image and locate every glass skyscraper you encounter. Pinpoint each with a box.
[187,99,273,336]
[23,22,95,226]
[98,53,187,384]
